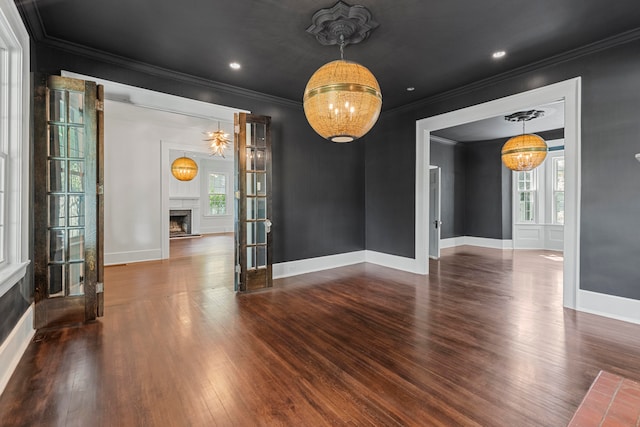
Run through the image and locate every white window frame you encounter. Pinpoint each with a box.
[512,144,565,227]
[0,0,31,298]
[551,156,565,225]
[515,169,538,224]
[204,171,229,216]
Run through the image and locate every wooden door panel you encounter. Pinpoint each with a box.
[235,113,273,292]
[34,74,104,329]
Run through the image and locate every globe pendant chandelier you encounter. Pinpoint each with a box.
[501,110,548,171]
[303,1,382,143]
[171,154,198,181]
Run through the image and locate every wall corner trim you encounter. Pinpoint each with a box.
[0,304,35,396]
[364,251,418,273]
[577,290,640,326]
[273,250,423,279]
[273,251,366,279]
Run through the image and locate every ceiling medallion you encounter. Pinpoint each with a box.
[303,1,382,143]
[306,1,379,47]
[501,110,548,171]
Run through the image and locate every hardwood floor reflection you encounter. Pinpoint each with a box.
[2,239,640,426]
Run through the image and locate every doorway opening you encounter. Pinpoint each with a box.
[416,77,581,309]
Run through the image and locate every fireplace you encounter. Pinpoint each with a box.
[169,209,192,237]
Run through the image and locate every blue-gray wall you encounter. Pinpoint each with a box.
[365,37,640,300]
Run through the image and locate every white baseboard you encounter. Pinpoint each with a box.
[440,237,465,249]
[440,236,513,250]
[273,250,422,279]
[273,251,365,279]
[365,250,418,273]
[200,226,234,234]
[105,249,162,265]
[578,290,640,325]
[0,304,34,396]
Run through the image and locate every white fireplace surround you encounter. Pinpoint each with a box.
[169,199,200,235]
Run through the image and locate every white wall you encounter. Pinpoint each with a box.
[104,101,231,264]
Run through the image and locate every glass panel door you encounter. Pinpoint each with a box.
[235,113,272,292]
[34,75,104,328]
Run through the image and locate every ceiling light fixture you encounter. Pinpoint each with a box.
[303,1,382,143]
[171,154,198,181]
[406,87,415,92]
[229,62,241,70]
[501,110,548,171]
[492,50,506,59]
[204,122,231,157]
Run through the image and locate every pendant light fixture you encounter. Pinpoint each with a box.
[204,122,231,157]
[171,154,198,181]
[501,110,548,171]
[303,1,382,143]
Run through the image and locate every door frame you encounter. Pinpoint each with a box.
[416,77,582,310]
[60,71,249,261]
[428,166,441,260]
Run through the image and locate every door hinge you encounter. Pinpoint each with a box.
[235,265,241,274]
[235,124,240,134]
[97,184,104,195]
[95,99,104,112]
[96,282,104,293]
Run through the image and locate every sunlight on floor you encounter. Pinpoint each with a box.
[540,254,564,262]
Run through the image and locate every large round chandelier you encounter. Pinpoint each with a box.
[304,1,381,143]
[501,110,548,171]
[304,59,381,143]
[171,156,198,181]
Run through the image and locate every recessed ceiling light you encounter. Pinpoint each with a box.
[229,62,241,70]
[492,51,506,59]
[406,87,415,91]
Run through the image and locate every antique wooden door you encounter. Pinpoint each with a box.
[33,75,105,329]
[234,113,273,292]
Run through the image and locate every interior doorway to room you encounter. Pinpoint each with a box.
[416,78,581,310]
[428,166,441,259]
[428,100,565,254]
[60,71,247,297]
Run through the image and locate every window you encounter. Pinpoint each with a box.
[0,0,30,296]
[553,157,565,224]
[208,173,227,215]
[512,150,565,226]
[516,170,536,223]
[0,48,6,264]
[0,153,5,263]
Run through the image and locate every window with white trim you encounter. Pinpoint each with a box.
[553,157,565,225]
[207,173,227,215]
[516,170,536,223]
[0,0,31,296]
[0,47,7,264]
[513,149,565,225]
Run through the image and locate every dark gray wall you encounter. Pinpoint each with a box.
[33,43,366,264]
[429,141,465,239]
[463,139,510,239]
[0,279,30,345]
[365,37,640,300]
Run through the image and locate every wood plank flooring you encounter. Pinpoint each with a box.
[1,235,640,426]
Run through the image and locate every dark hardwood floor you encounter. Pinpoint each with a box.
[1,235,640,426]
